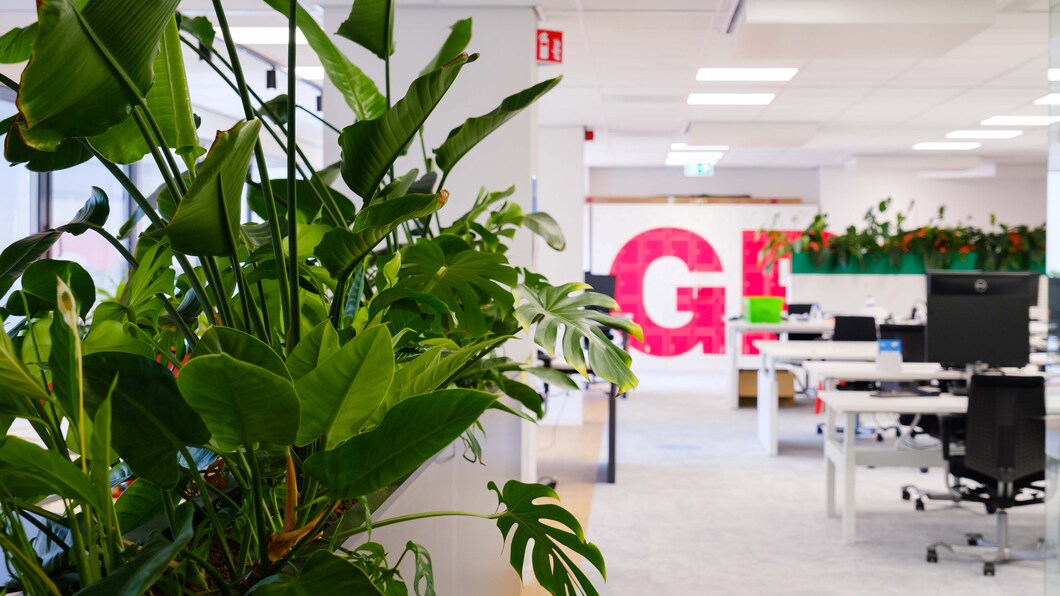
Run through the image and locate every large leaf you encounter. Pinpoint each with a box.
[435,77,561,174]
[339,54,473,199]
[0,436,103,510]
[295,325,394,448]
[0,329,50,418]
[114,477,168,535]
[177,353,300,452]
[82,352,211,489]
[0,23,37,63]
[398,235,517,335]
[337,0,395,60]
[166,120,261,256]
[421,18,471,75]
[248,551,382,595]
[90,15,203,165]
[515,283,642,394]
[315,192,445,280]
[489,480,605,596]
[3,116,93,171]
[16,0,180,150]
[262,0,385,122]
[305,389,496,498]
[7,259,96,319]
[77,503,194,596]
[191,326,290,381]
[0,188,109,298]
[286,319,340,381]
[523,212,566,251]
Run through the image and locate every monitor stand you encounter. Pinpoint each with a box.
[942,363,986,396]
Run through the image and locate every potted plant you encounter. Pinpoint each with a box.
[0,0,641,594]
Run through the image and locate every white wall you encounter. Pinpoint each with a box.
[818,167,1046,230]
[589,166,821,203]
[537,127,586,285]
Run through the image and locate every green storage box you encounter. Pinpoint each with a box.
[744,296,784,323]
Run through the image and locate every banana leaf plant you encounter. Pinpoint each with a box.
[0,0,642,594]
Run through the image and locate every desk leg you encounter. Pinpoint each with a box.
[842,411,857,544]
[727,326,740,409]
[825,405,837,518]
[757,356,779,456]
[607,383,617,484]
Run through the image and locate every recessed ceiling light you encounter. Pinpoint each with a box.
[695,68,798,82]
[981,115,1060,126]
[665,151,725,166]
[1035,93,1060,105]
[912,142,981,151]
[295,66,326,81]
[687,93,775,106]
[671,143,730,151]
[222,27,308,45]
[1049,68,1060,81]
[945,129,1023,139]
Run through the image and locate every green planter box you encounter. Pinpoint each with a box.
[790,251,1031,274]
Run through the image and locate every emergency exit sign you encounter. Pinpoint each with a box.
[537,30,563,63]
[684,163,715,177]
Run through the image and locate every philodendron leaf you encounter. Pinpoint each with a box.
[0,23,37,63]
[191,326,290,381]
[489,480,605,596]
[82,352,211,489]
[497,377,544,419]
[315,192,446,280]
[177,353,300,452]
[166,120,261,256]
[285,320,340,381]
[0,188,109,298]
[0,436,103,510]
[295,325,394,448]
[305,389,496,498]
[522,212,566,251]
[16,0,181,150]
[514,282,643,394]
[91,15,203,165]
[78,503,195,596]
[421,18,471,75]
[248,551,382,595]
[435,77,561,175]
[262,0,385,122]
[336,0,395,60]
[339,54,473,199]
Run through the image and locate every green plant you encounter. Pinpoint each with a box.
[0,1,642,594]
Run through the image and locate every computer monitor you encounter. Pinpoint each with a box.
[925,271,1034,368]
[880,323,926,363]
[584,273,616,298]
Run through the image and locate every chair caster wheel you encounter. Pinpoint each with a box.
[966,533,982,546]
[926,548,938,563]
[876,434,884,442]
[901,488,911,501]
[816,427,823,435]
[919,467,929,473]
[984,562,995,576]
[986,504,997,514]
[915,499,925,512]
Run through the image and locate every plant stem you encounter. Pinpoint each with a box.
[180,546,234,596]
[286,0,301,351]
[244,443,272,572]
[0,535,62,595]
[212,0,291,337]
[340,509,499,540]
[179,447,238,577]
[201,257,234,328]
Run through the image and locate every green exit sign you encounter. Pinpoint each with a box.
[683,163,715,177]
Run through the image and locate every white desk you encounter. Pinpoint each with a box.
[725,319,834,410]
[803,361,965,391]
[753,340,877,456]
[820,389,1060,544]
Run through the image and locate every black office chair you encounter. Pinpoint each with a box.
[785,303,823,341]
[926,374,1045,576]
[815,315,881,437]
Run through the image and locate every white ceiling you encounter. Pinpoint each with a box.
[534,0,1053,169]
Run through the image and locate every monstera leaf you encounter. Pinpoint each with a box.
[338,54,473,199]
[435,77,561,175]
[262,0,385,122]
[15,0,180,150]
[489,480,606,596]
[337,0,395,60]
[397,235,517,335]
[514,282,642,394]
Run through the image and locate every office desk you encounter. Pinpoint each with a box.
[820,390,1060,544]
[753,340,877,456]
[725,319,835,409]
[803,361,965,391]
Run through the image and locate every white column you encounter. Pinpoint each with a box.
[321,6,538,595]
[536,126,586,284]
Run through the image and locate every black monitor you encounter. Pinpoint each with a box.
[584,273,616,298]
[925,271,1034,368]
[880,323,926,363]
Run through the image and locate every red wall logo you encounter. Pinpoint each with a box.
[609,228,726,356]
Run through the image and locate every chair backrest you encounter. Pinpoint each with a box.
[965,374,1045,484]
[879,323,925,362]
[584,273,616,298]
[832,315,878,342]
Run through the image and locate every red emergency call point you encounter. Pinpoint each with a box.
[536,29,563,64]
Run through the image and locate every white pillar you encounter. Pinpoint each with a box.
[320,6,538,595]
[536,126,586,285]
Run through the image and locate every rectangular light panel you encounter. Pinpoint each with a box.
[945,129,1023,139]
[981,116,1060,126]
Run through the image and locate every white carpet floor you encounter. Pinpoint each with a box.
[585,371,1047,595]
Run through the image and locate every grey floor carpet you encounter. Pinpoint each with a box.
[585,371,1047,595]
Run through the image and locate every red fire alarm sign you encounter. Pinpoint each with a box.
[536,29,563,64]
